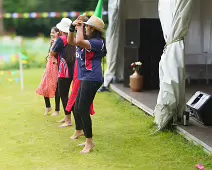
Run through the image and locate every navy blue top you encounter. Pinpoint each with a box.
[76,39,105,82]
[53,36,73,78]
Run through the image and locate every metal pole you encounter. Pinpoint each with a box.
[19,54,24,92]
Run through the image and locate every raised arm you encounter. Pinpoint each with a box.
[75,22,91,51]
[68,19,82,46]
[50,40,57,56]
[67,31,77,46]
[68,16,89,47]
[50,38,63,56]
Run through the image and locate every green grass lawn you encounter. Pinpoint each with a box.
[0,68,212,170]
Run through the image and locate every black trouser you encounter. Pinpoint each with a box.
[73,80,102,138]
[44,86,60,111]
[58,78,72,115]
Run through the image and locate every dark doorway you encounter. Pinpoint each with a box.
[124,18,165,90]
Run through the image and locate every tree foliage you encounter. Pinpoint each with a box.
[3,0,108,36]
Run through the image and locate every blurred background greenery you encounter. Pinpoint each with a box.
[0,0,108,70]
[3,0,108,36]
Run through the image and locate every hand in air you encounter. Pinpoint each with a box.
[73,20,84,27]
[73,13,87,26]
[77,15,87,22]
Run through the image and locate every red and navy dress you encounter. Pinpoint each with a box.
[53,35,73,79]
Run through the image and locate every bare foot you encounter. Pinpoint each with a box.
[80,143,95,154]
[44,107,52,116]
[69,130,84,140]
[77,143,86,147]
[56,119,65,123]
[51,111,60,117]
[59,121,72,128]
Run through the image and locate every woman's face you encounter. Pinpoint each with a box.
[50,29,59,40]
[85,25,94,37]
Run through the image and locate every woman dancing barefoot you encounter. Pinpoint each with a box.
[68,15,106,154]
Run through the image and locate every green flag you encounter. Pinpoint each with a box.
[94,0,104,19]
[19,53,28,60]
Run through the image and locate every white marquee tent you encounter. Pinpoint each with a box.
[106,0,212,129]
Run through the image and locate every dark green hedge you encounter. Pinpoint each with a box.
[3,0,108,37]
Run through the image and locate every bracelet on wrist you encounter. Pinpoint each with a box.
[69,23,76,32]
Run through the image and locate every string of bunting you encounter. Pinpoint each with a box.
[0,54,28,65]
[0,53,28,84]
[0,70,20,83]
[0,52,26,90]
[0,11,108,19]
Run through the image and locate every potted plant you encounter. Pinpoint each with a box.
[130,61,143,92]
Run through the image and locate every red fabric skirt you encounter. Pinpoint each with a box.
[66,60,96,115]
[36,56,58,98]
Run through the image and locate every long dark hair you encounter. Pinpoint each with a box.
[90,30,107,56]
[46,27,60,61]
[64,44,76,67]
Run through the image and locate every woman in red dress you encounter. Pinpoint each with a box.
[36,27,60,116]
